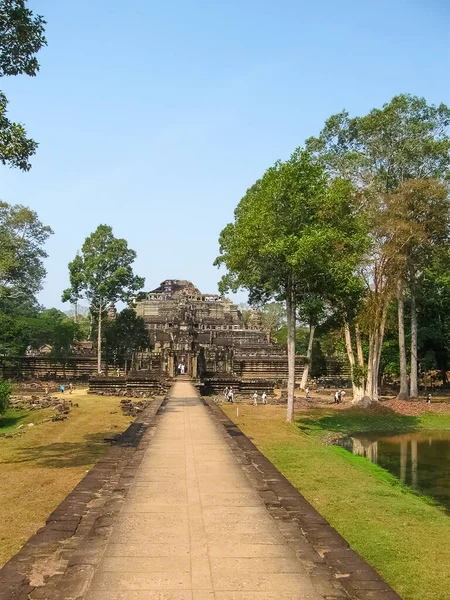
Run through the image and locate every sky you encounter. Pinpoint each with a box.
[2,0,450,310]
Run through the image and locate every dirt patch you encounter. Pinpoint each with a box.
[381,398,450,416]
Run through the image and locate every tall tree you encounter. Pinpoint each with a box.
[0,0,47,170]
[383,179,450,397]
[307,94,450,401]
[62,225,145,373]
[0,201,53,300]
[103,308,150,372]
[216,149,365,422]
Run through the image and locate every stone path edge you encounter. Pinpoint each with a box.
[0,395,167,600]
[203,397,402,600]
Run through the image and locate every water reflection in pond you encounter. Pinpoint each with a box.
[337,432,450,510]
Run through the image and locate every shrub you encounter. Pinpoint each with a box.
[0,378,12,414]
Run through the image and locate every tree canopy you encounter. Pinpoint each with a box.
[0,0,47,170]
[103,308,150,372]
[62,225,145,373]
[216,148,366,420]
[0,201,53,301]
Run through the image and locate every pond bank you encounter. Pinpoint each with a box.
[221,402,450,600]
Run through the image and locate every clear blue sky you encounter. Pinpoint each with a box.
[2,0,450,310]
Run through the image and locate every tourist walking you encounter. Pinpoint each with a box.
[227,387,234,403]
[60,384,65,394]
[426,393,432,404]
[334,390,340,404]
[305,386,310,400]
[262,391,267,404]
[69,382,73,394]
[224,386,229,400]
[253,391,258,406]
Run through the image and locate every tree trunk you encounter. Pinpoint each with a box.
[397,281,409,399]
[366,304,388,402]
[286,283,296,423]
[97,303,102,374]
[355,321,364,367]
[410,292,418,397]
[344,321,364,403]
[300,324,315,390]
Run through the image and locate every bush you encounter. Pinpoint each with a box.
[0,378,12,414]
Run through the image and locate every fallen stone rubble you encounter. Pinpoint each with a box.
[92,389,155,398]
[120,398,153,417]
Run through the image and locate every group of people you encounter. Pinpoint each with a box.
[223,386,234,402]
[43,383,75,395]
[223,387,268,405]
[252,391,267,405]
[334,389,346,404]
[57,383,74,394]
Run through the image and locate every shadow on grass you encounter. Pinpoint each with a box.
[0,411,28,432]
[7,432,119,469]
[296,406,420,436]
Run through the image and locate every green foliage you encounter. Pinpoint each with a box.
[351,363,367,387]
[62,225,144,371]
[0,307,83,359]
[216,148,366,305]
[62,225,145,312]
[0,377,12,414]
[0,0,47,170]
[0,201,53,300]
[103,308,150,368]
[306,94,450,396]
[306,94,450,191]
[273,324,309,354]
[237,303,253,327]
[75,314,91,340]
[258,302,286,336]
[216,148,368,418]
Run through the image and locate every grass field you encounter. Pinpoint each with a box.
[0,389,132,566]
[222,403,450,600]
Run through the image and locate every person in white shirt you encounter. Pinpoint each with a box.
[262,392,267,404]
[253,392,258,406]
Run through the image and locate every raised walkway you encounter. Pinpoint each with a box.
[1,380,400,600]
[86,379,326,599]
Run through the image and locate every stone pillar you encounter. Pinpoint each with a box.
[168,354,174,378]
[191,354,198,378]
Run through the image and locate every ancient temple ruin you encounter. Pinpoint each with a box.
[129,279,303,393]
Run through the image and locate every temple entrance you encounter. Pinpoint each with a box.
[173,352,198,378]
[177,356,187,375]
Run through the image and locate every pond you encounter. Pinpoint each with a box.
[337,432,450,511]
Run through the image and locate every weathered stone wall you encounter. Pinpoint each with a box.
[0,356,97,381]
[88,375,170,397]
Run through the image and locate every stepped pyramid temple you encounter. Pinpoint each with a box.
[130,279,299,394]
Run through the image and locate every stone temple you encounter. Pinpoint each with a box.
[131,279,301,393]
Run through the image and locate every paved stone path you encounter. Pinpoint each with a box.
[85,380,324,600]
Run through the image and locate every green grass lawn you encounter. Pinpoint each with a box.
[222,403,450,600]
[297,405,450,438]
